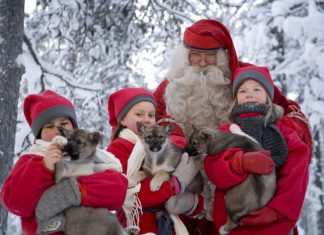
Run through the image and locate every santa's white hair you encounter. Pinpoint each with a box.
[165,44,233,136]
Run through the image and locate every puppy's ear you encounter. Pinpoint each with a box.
[57,126,70,138]
[200,128,213,139]
[165,123,174,135]
[136,122,146,135]
[89,132,101,145]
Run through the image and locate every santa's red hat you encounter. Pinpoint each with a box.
[183,19,239,74]
[232,65,274,100]
[108,87,157,129]
[24,90,78,138]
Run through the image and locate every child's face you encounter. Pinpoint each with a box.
[237,79,267,105]
[121,101,156,134]
[40,117,74,142]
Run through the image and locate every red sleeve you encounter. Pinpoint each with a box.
[274,86,313,159]
[267,122,310,221]
[78,169,128,210]
[1,155,55,217]
[204,148,248,189]
[153,79,168,120]
[138,178,174,208]
[107,138,134,173]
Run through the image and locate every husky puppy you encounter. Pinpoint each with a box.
[132,122,202,193]
[186,126,276,234]
[54,127,133,235]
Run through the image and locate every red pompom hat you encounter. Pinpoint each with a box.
[183,19,239,75]
[232,65,274,100]
[108,87,157,130]
[24,90,78,138]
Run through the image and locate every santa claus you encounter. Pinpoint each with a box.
[154,19,312,234]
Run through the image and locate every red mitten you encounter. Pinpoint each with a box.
[230,150,274,175]
[78,170,127,210]
[241,206,284,226]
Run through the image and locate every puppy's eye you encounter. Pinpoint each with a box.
[76,139,85,146]
[145,135,152,141]
[159,135,164,140]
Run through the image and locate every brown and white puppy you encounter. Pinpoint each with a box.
[186,125,276,234]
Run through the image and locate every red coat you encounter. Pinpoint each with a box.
[204,117,310,235]
[1,154,128,235]
[107,137,174,234]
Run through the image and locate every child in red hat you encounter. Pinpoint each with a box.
[204,66,310,235]
[106,87,201,235]
[1,90,128,235]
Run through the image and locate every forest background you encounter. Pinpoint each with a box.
[0,0,323,234]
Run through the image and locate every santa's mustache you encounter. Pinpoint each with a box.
[190,65,215,74]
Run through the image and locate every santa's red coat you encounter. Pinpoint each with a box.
[204,116,309,235]
[1,154,128,235]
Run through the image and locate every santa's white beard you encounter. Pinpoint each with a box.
[165,64,233,136]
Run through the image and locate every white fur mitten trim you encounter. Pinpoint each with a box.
[51,136,68,147]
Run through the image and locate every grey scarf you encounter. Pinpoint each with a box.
[232,103,288,168]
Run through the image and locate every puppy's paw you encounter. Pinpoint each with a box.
[52,136,68,147]
[150,177,165,191]
[129,171,147,187]
[219,225,229,235]
[150,171,170,191]
[125,226,140,235]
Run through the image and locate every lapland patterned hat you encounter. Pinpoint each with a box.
[183,19,239,73]
[232,65,274,100]
[24,90,78,138]
[108,87,157,129]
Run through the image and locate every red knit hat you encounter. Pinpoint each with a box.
[24,90,78,137]
[232,65,274,100]
[183,19,239,73]
[108,87,157,129]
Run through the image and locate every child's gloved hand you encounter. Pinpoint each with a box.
[77,170,128,209]
[230,150,274,175]
[172,152,200,193]
[240,206,284,226]
[36,177,81,221]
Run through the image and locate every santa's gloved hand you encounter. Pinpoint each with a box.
[165,192,198,215]
[240,206,284,226]
[36,177,81,221]
[172,152,200,193]
[230,150,274,175]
